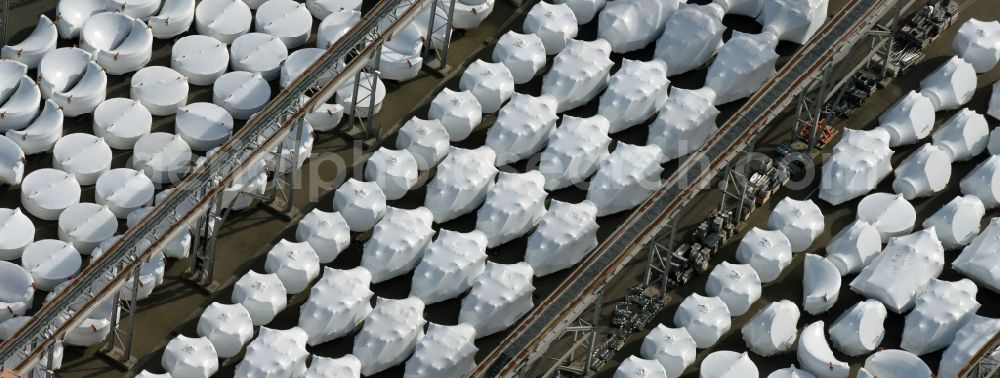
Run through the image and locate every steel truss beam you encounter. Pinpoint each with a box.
[421,0,457,74]
[959,333,1000,378]
[100,264,141,368]
[642,221,677,296]
[540,287,604,378]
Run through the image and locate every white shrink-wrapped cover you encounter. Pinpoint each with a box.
[92,98,152,150]
[700,351,758,378]
[57,203,117,254]
[0,261,33,322]
[954,218,1000,292]
[706,31,779,105]
[459,262,535,337]
[236,327,309,378]
[451,0,495,30]
[90,237,165,301]
[768,366,816,378]
[133,133,192,185]
[542,39,614,113]
[264,239,320,295]
[197,302,253,358]
[195,0,252,44]
[55,0,105,39]
[404,323,478,378]
[759,0,828,44]
[525,200,599,277]
[486,93,559,166]
[459,60,514,113]
[334,178,387,232]
[20,239,81,291]
[932,109,989,162]
[892,143,951,200]
[824,220,881,276]
[298,267,373,346]
[856,192,916,242]
[353,297,426,376]
[991,80,1000,121]
[736,227,792,282]
[255,0,313,49]
[20,168,81,221]
[79,12,153,75]
[875,91,935,148]
[961,155,1000,208]
[396,117,450,171]
[802,254,840,315]
[52,133,112,186]
[648,87,720,163]
[920,56,977,112]
[615,356,668,378]
[939,315,1000,378]
[231,271,287,326]
[716,0,763,18]
[135,371,171,378]
[161,336,218,378]
[953,19,1000,73]
[705,262,761,316]
[95,168,155,219]
[130,66,188,116]
[923,195,985,250]
[45,279,113,347]
[365,147,419,200]
[587,142,664,217]
[493,32,546,85]
[553,0,604,24]
[109,0,161,19]
[6,99,63,155]
[317,10,361,48]
[673,294,731,349]
[411,230,487,304]
[829,299,887,357]
[362,207,435,283]
[427,89,481,142]
[38,48,106,117]
[797,321,849,378]
[214,71,271,120]
[599,59,670,132]
[819,128,894,205]
[0,135,24,186]
[1,15,57,69]
[377,21,423,82]
[308,0,363,18]
[539,115,612,190]
[0,73,38,133]
[175,103,234,152]
[296,209,351,264]
[305,355,362,378]
[741,300,800,357]
[850,228,945,313]
[149,0,197,39]
[766,198,823,253]
[230,33,288,81]
[597,0,678,53]
[476,171,547,248]
[304,102,344,132]
[425,146,499,223]
[863,350,932,378]
[523,2,578,55]
[654,3,726,76]
[640,325,696,378]
[901,278,980,355]
[0,208,33,261]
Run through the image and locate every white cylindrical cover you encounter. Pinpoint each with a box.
[396,117,450,170]
[863,350,932,378]
[132,133,192,185]
[213,71,271,120]
[542,39,614,113]
[523,2,577,54]
[0,261,34,322]
[640,325,695,378]
[919,56,977,112]
[20,168,81,221]
[411,229,488,304]
[0,74,40,133]
[231,270,288,326]
[171,35,229,86]
[6,99,63,155]
[307,0,363,17]
[92,98,152,150]
[304,355,362,378]
[705,262,761,316]
[55,0,106,39]
[0,208,34,261]
[425,146,499,223]
[819,128,894,205]
[856,192,916,242]
[296,209,351,263]
[52,133,112,186]
[796,321,849,378]
[961,155,1000,208]
[766,198,823,253]
[587,142,664,217]
[46,279,114,348]
[932,109,989,162]
[362,207,435,283]
[452,0,494,30]
[79,12,153,75]
[305,102,344,132]
[459,60,514,113]
[599,59,671,133]
[195,0,252,43]
[109,0,161,19]
[597,0,677,53]
[317,10,361,48]
[149,0,197,39]
[230,33,288,81]
[365,147,419,200]
[1,15,57,69]
[768,366,816,378]
[735,227,792,282]
[130,66,188,116]
[475,171,547,248]
[552,0,604,24]
[875,91,935,148]
[255,0,312,49]
[829,299,887,357]
[403,323,478,378]
[654,3,725,76]
[923,195,985,250]
[954,218,1000,292]
[264,239,320,294]
[901,278,980,355]
[334,72,386,117]
[161,335,219,378]
[427,88,481,142]
[850,228,945,313]
[824,220,881,275]
[486,93,558,166]
[953,19,1000,73]
[539,115,611,190]
[892,143,951,200]
[197,302,253,358]
[38,48,107,117]
[0,124,25,185]
[700,351,758,378]
[236,327,309,378]
[353,297,427,376]
[21,239,81,291]
[706,31,779,105]
[648,87,720,163]
[615,356,668,378]
[281,48,326,88]
[333,178,387,232]
[938,315,1000,378]
[673,294,731,349]
[525,200,599,277]
[741,300,799,357]
[802,254,840,315]
[758,0,828,44]
[175,102,234,151]
[459,262,535,338]
[298,266,373,346]
[57,203,117,254]
[493,32,546,84]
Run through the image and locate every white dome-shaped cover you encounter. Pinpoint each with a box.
[6,99,63,155]
[108,0,162,19]
[411,229,488,304]
[92,98,152,150]
[542,39,614,113]
[700,351,758,378]
[281,48,326,88]
[990,80,1000,121]
[334,72,386,118]
[954,218,1000,292]
[475,171,547,248]
[298,266,373,346]
[539,115,611,190]
[57,203,117,254]
[875,91,935,148]
[79,12,152,75]
[353,297,427,376]
[0,261,34,322]
[525,200,599,277]
[175,102,234,152]
[362,207,435,283]
[404,323,478,378]
[427,88,481,142]
[648,87,720,163]
[130,66,188,116]
[161,335,219,378]
[819,128,894,205]
[961,155,1000,208]
[705,262,761,316]
[587,142,664,217]
[552,0,604,24]
[920,56,977,112]
[317,10,361,48]
[231,270,288,326]
[493,32,546,85]
[856,192,916,242]
[365,148,418,201]
[673,294,731,349]
[56,0,106,39]
[0,208,33,261]
[939,315,1000,378]
[308,0,363,18]
[195,0,251,43]
[37,49,107,117]
[953,19,1000,73]
[197,302,253,358]
[214,71,271,120]
[264,239,320,295]
[615,356,668,378]
[599,59,670,132]
[1,15,57,69]
[923,195,985,250]
[892,143,951,200]
[824,220,881,276]
[0,74,40,133]
[850,228,945,313]
[741,300,799,357]
[305,102,344,132]
[599,0,678,53]
[255,0,312,49]
[766,198,823,253]
[425,146,499,223]
[149,0,197,39]
[21,239,81,291]
[305,355,362,378]
[640,325,695,378]
[0,130,24,186]
[452,0,495,30]
[20,168,81,221]
[172,35,229,86]
[735,227,792,282]
[759,0,827,44]
[377,23,424,82]
[459,60,514,114]
[459,262,535,337]
[932,109,989,162]
[523,2,578,55]
[236,327,310,378]
[706,31,779,105]
[768,366,816,378]
[829,299,887,357]
[802,254,840,315]
[132,133,192,185]
[796,321,849,378]
[654,3,725,76]
[333,178,387,232]
[230,33,288,81]
[486,93,558,166]
[396,117,450,171]
[296,209,351,263]
[901,278,980,355]
[52,133,112,186]
[863,349,932,378]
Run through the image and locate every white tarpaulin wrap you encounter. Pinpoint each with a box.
[648,87,719,163]
[797,321,849,378]
[954,19,1000,73]
[376,22,423,82]
[459,60,514,113]
[850,228,945,313]
[920,56,977,112]
[701,351,758,378]
[130,66,187,116]
[305,102,344,132]
[938,315,1000,378]
[476,171,547,248]
[523,2,578,54]
[673,294,730,349]
[317,10,361,48]
[451,0,494,30]
[334,178,387,232]
[0,74,39,133]
[308,0,363,17]
[759,0,828,44]
[197,302,253,358]
[706,31,779,105]
[875,91,935,148]
[175,103,234,152]
[741,300,799,357]
[856,192,916,242]
[353,297,426,376]
[553,0,604,24]
[365,147,419,201]
[296,209,350,264]
[428,89,481,142]
[162,336,218,378]
[404,323,478,378]
[298,267,373,346]
[20,168,80,221]
[892,143,951,200]
[0,208,33,261]
[587,142,664,217]
[21,239,80,291]
[863,350,932,378]
[824,220,881,276]
[79,12,152,75]
[767,198,824,253]
[55,0,104,39]
[150,0,197,39]
[961,155,1000,208]
[52,134,112,186]
[109,0,161,19]
[230,33,288,81]
[305,355,362,378]
[486,93,558,166]
[736,227,792,282]
[597,0,678,53]
[542,39,614,113]
[236,327,309,378]
[493,32,546,84]
[0,262,33,322]
[716,0,763,17]
[94,168,154,219]
[425,146,499,223]
[829,299,887,357]
[231,271,287,326]
[1,15,57,69]
[525,200,599,277]
[802,254,840,315]
[92,98,152,150]
[7,99,63,155]
[902,278,980,355]
[255,0,312,49]
[640,325,695,378]
[264,239,320,295]
[654,3,725,76]
[214,71,271,120]
[57,203,117,254]
[599,59,670,132]
[411,230,488,304]
[362,207,435,283]
[705,262,761,317]
[932,108,989,162]
[820,128,894,205]
[135,132,196,186]
[954,218,1000,292]
[923,195,985,250]
[195,0,251,43]
[614,356,668,378]
[38,48,106,117]
[459,262,535,337]
[539,115,611,190]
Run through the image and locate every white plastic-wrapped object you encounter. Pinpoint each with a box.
[824,220,881,276]
[705,262,761,317]
[0,262,33,322]
[281,48,326,88]
[954,218,1000,292]
[525,200,599,276]
[57,203,117,254]
[396,117,450,170]
[427,89,481,142]
[335,72,386,118]
[648,87,720,163]
[333,178,387,232]
[599,59,670,132]
[553,0,604,24]
[298,267,373,346]
[197,302,253,358]
[109,0,162,19]
[768,366,816,378]
[92,238,165,300]
[856,192,917,242]
[162,335,218,378]
[920,56,977,112]
[0,316,30,340]
[267,122,313,173]
[305,102,344,132]
[598,0,678,53]
[353,297,427,376]
[92,98,152,150]
[539,115,611,190]
[236,327,309,378]
[132,133,192,185]
[932,109,989,162]
[376,22,424,82]
[175,103,233,152]
[38,50,106,117]
[863,350,932,378]
[52,134,112,186]
[587,142,664,217]
[741,300,799,357]
[296,209,351,263]
[797,321,849,378]
[150,0,197,39]
[404,323,478,378]
[231,271,287,326]
[829,299,887,357]
[902,279,980,355]
[361,206,435,283]
[459,60,515,113]
[523,2,577,55]
[264,239,320,295]
[706,31,779,105]
[56,0,105,39]
[425,146,499,223]
[542,39,614,113]
[493,32,546,85]
[79,12,151,75]
[126,207,191,259]
[673,294,730,349]
[819,128,894,205]
[317,10,361,48]
[0,136,23,186]
[892,143,951,200]
[459,262,535,337]
[962,155,1000,208]
[307,0,363,18]
[486,93,559,166]
[305,355,362,378]
[615,356,668,378]
[850,228,945,313]
[759,0,828,44]
[0,75,39,132]
[700,351,758,378]
[45,279,114,347]
[939,315,1000,378]
[411,230,488,304]
[195,0,252,43]
[640,325,695,378]
[1,15,57,69]
[20,169,81,221]
[923,195,985,250]
[171,35,229,86]
[654,3,725,76]
[135,370,170,377]
[875,91,935,148]
[766,198,823,253]
[255,0,312,49]
[6,99,62,155]
[953,19,1000,73]
[21,240,81,291]
[802,254,840,315]
[0,209,33,261]
[131,66,188,116]
[990,81,1000,121]
[735,227,793,283]
[213,71,271,120]
[475,171,547,247]
[230,33,288,81]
